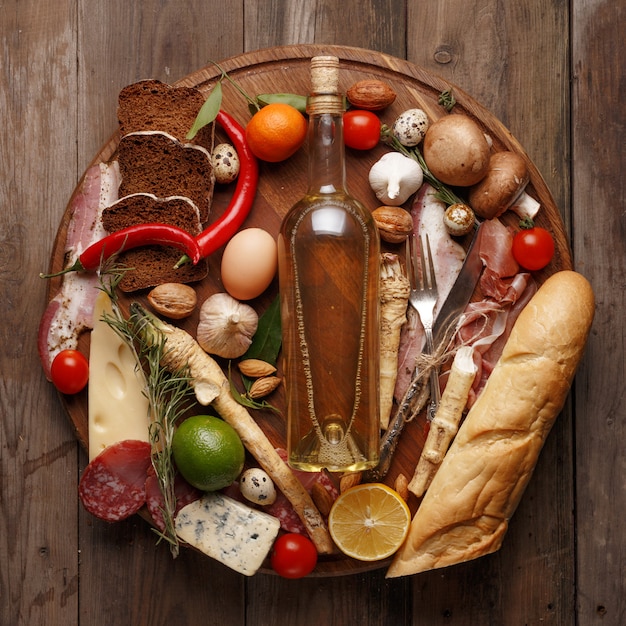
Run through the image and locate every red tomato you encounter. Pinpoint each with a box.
[50,349,89,394]
[512,225,555,271]
[343,110,381,150]
[270,533,318,579]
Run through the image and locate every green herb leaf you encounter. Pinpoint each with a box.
[243,296,282,365]
[186,80,223,140]
[438,89,456,112]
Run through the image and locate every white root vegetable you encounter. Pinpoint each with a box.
[379,253,411,429]
[408,346,477,497]
[133,305,334,554]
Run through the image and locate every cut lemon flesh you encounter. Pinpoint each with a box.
[328,483,411,561]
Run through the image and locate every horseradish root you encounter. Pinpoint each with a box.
[409,346,477,497]
[131,304,334,554]
[379,253,411,429]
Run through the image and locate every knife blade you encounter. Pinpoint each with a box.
[363,222,484,482]
[433,221,485,345]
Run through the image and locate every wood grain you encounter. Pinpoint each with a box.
[2,0,623,624]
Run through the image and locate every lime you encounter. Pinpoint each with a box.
[172,415,245,491]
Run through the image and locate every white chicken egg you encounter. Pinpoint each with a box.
[239,468,277,505]
[220,228,278,300]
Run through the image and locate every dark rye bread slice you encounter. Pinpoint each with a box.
[101,193,208,292]
[117,79,214,151]
[117,131,214,223]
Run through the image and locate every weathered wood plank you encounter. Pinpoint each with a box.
[0,2,81,625]
[73,2,248,624]
[572,0,626,623]
[405,2,575,624]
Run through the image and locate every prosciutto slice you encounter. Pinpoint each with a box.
[38,162,120,379]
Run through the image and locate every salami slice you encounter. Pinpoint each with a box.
[145,468,202,531]
[78,440,152,522]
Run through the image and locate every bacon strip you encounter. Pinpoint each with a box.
[38,162,120,379]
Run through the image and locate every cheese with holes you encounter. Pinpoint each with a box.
[88,292,150,460]
[175,492,281,575]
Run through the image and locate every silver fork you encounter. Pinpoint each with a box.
[406,233,440,420]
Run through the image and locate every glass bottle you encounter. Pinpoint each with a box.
[278,56,380,473]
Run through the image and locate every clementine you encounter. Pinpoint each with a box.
[246,103,307,162]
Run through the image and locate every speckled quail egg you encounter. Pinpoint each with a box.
[211,142,240,184]
[392,108,430,147]
[239,468,277,505]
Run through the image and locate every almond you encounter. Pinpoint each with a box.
[346,79,396,111]
[311,481,334,517]
[372,206,414,243]
[248,376,281,399]
[394,473,410,502]
[339,471,362,493]
[147,282,197,319]
[238,358,277,378]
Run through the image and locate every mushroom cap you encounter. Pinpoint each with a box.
[468,151,530,219]
[422,114,491,186]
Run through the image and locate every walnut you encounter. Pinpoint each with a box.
[372,206,414,243]
[147,283,197,319]
[346,79,396,111]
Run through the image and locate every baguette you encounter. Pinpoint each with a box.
[386,270,594,577]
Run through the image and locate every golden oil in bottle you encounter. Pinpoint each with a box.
[278,56,380,472]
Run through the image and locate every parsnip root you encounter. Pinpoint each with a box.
[409,346,477,497]
[379,253,410,429]
[135,306,334,554]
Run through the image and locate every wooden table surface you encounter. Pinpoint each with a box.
[2,1,623,624]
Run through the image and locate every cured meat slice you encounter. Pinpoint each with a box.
[78,440,151,522]
[145,468,202,531]
[265,450,338,535]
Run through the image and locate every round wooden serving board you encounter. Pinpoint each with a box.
[47,45,572,577]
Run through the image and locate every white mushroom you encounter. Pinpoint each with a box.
[239,468,277,505]
[369,152,424,206]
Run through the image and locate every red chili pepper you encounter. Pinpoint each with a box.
[41,223,202,278]
[190,110,259,260]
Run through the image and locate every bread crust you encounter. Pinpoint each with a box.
[386,271,595,577]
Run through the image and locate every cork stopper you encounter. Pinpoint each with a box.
[310,56,339,95]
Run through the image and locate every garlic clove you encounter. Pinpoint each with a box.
[196,292,259,359]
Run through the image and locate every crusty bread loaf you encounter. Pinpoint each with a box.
[117,79,214,151]
[117,131,214,222]
[386,271,595,577]
[101,193,208,292]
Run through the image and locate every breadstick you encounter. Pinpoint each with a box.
[408,346,477,497]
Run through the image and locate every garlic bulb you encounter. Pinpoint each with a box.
[197,292,259,359]
[368,152,423,206]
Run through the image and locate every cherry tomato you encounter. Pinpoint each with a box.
[343,110,381,150]
[512,225,555,271]
[270,533,318,579]
[50,349,89,394]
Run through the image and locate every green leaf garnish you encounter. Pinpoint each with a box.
[186,80,223,140]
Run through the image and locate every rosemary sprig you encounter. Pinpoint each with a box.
[99,273,195,557]
[380,124,467,207]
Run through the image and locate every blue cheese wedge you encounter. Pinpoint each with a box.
[175,492,281,576]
